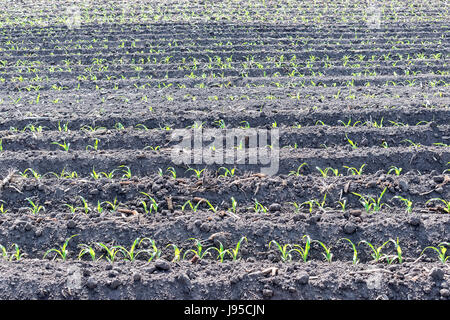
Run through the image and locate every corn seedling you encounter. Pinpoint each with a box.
[140,192,158,214]
[95,243,122,263]
[210,241,230,262]
[316,166,341,177]
[358,240,391,262]
[345,134,358,149]
[312,240,333,262]
[1,244,25,261]
[104,197,120,212]
[253,199,268,213]
[183,238,214,260]
[26,198,45,214]
[338,238,359,264]
[218,167,236,177]
[21,168,42,180]
[138,238,162,262]
[389,238,403,264]
[101,170,117,179]
[268,240,295,262]
[51,140,70,151]
[420,243,449,263]
[343,164,366,175]
[64,203,80,214]
[78,244,101,261]
[288,162,308,176]
[181,200,201,212]
[115,238,148,262]
[300,199,315,213]
[166,244,182,262]
[119,165,132,179]
[228,236,247,261]
[96,200,104,214]
[186,167,206,179]
[0,201,8,214]
[352,187,389,213]
[338,199,347,212]
[387,166,403,176]
[90,167,101,180]
[290,235,312,262]
[166,167,177,179]
[44,234,79,261]
[426,198,450,213]
[203,199,218,213]
[392,196,413,213]
[86,139,99,151]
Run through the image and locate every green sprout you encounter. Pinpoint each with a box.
[312,240,333,262]
[343,164,366,175]
[228,236,248,261]
[183,238,214,260]
[78,244,101,261]
[140,192,158,214]
[26,198,45,214]
[186,167,206,179]
[95,243,122,263]
[358,240,391,263]
[426,198,450,213]
[392,196,413,213]
[338,238,359,264]
[387,166,403,176]
[352,187,389,213]
[51,140,70,152]
[44,234,79,261]
[420,243,449,263]
[288,162,308,176]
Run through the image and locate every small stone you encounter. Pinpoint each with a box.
[432,176,444,184]
[269,203,282,212]
[108,271,118,278]
[367,180,377,188]
[267,254,276,262]
[67,220,76,229]
[199,223,210,233]
[398,180,409,192]
[297,272,309,285]
[343,222,357,234]
[374,170,384,176]
[293,214,306,221]
[430,268,445,281]
[349,209,362,217]
[86,277,97,289]
[145,266,156,274]
[262,289,273,298]
[193,220,202,227]
[440,289,450,297]
[155,259,171,271]
[308,215,320,224]
[109,279,121,289]
[435,187,444,194]
[37,289,49,299]
[408,216,421,226]
[132,272,141,282]
[34,229,43,237]
[428,121,438,130]
[105,264,113,271]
